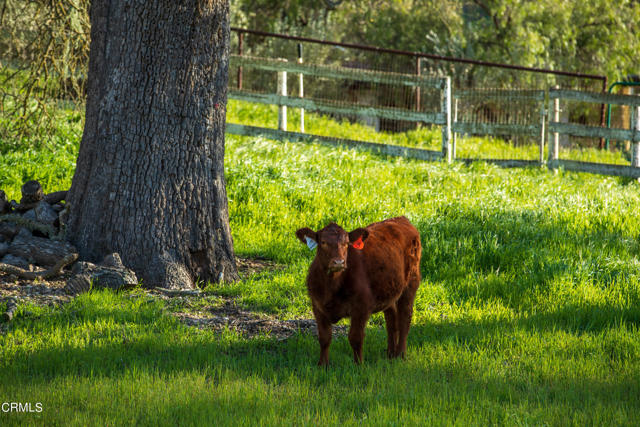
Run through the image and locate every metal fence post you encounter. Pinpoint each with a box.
[277,61,287,132]
[632,106,640,167]
[237,32,243,90]
[441,77,452,162]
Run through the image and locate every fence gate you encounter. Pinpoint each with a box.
[548,89,640,177]
[452,89,546,167]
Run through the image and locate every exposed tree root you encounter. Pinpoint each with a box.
[0,253,78,280]
[153,287,203,297]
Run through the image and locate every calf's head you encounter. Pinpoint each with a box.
[296,223,369,274]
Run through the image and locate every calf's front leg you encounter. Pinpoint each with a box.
[315,313,332,366]
[348,311,371,364]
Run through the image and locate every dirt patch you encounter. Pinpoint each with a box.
[172,299,346,340]
[0,256,273,304]
[236,256,285,276]
[0,272,72,307]
[0,257,328,340]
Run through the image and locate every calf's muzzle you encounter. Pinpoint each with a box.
[327,258,346,274]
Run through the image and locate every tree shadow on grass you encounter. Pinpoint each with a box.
[2,291,640,424]
[3,313,639,424]
[5,293,640,376]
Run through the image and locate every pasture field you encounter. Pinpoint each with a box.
[1,100,640,425]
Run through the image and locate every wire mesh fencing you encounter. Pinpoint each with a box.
[227,28,640,176]
[227,52,451,161]
[452,88,545,162]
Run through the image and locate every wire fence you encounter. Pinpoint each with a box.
[227,28,640,177]
[227,53,451,161]
[229,27,609,150]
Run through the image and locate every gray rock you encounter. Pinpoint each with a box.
[91,268,138,291]
[51,203,65,213]
[0,241,8,257]
[66,255,138,294]
[34,201,59,226]
[16,227,32,239]
[22,209,37,221]
[99,252,124,269]
[20,180,43,204]
[0,222,20,241]
[0,190,11,213]
[8,233,77,267]
[71,261,96,275]
[43,191,67,205]
[1,254,30,270]
[65,274,91,295]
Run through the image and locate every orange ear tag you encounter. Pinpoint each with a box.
[351,236,364,250]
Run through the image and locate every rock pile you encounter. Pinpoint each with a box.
[0,181,74,272]
[66,253,138,294]
[0,180,137,295]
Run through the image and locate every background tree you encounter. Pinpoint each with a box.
[464,0,640,83]
[231,0,338,35]
[65,0,238,289]
[0,0,89,139]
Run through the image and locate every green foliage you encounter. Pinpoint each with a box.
[235,0,640,86]
[463,0,640,83]
[2,100,640,424]
[3,0,639,144]
[332,0,465,71]
[232,0,334,34]
[0,103,81,200]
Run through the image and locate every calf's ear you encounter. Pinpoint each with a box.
[295,227,317,244]
[348,228,369,243]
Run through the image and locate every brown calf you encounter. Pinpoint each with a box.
[295,216,421,366]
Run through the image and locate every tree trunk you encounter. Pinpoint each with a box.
[66,0,238,289]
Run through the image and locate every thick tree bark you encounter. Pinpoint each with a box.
[66,0,238,289]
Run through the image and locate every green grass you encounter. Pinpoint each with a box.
[2,99,640,425]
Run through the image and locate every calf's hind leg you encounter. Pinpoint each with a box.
[383,305,400,358]
[396,285,418,358]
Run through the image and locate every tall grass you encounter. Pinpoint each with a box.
[1,99,640,425]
